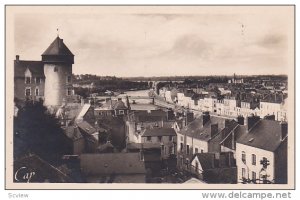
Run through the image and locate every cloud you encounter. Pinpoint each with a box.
[159,34,213,60]
[256,34,287,49]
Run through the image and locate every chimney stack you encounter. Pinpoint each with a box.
[236,115,244,125]
[202,112,210,126]
[210,123,219,138]
[280,121,288,141]
[247,115,260,131]
[264,114,275,120]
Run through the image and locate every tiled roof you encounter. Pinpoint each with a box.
[236,119,286,152]
[80,153,146,175]
[142,127,177,137]
[14,60,45,78]
[42,37,74,56]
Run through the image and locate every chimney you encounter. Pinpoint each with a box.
[210,123,218,138]
[186,112,194,124]
[16,55,20,61]
[247,115,260,131]
[225,119,231,127]
[264,114,275,121]
[236,115,244,125]
[280,121,288,141]
[202,112,210,126]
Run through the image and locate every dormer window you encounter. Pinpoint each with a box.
[35,77,41,84]
[25,77,31,84]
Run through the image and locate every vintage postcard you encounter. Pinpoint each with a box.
[5,5,295,189]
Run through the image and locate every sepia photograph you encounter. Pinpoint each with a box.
[5,5,295,189]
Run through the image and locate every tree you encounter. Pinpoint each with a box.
[14,100,70,163]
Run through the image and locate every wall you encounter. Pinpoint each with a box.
[44,63,72,106]
[236,143,274,183]
[14,77,45,101]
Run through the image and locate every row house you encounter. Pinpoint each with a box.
[236,117,288,184]
[141,127,177,159]
[177,113,227,171]
[125,110,169,143]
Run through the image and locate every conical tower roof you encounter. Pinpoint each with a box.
[42,36,74,56]
[42,37,74,64]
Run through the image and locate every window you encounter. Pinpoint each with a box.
[158,136,162,142]
[169,136,173,141]
[242,151,246,163]
[169,146,173,155]
[252,171,256,182]
[67,88,72,96]
[67,75,71,83]
[35,77,41,84]
[180,143,183,152]
[25,88,31,96]
[119,110,124,115]
[252,154,256,165]
[146,136,151,141]
[186,145,190,155]
[25,77,31,84]
[195,148,198,154]
[242,168,246,178]
[35,88,39,96]
[54,66,58,72]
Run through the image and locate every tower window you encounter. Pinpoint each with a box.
[54,66,58,72]
[25,88,31,96]
[35,88,39,96]
[67,88,72,96]
[67,76,72,83]
[25,77,31,84]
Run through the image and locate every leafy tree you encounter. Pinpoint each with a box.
[14,100,70,163]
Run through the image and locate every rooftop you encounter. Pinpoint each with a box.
[236,119,287,152]
[80,153,146,175]
[142,127,177,137]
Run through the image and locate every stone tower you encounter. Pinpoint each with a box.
[42,36,74,106]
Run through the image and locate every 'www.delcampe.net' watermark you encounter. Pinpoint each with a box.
[201,191,292,199]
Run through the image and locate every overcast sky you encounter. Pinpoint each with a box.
[12,6,294,77]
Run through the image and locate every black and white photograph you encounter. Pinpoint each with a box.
[5,5,295,190]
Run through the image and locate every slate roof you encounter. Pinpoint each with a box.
[179,116,226,142]
[42,37,74,56]
[14,60,45,78]
[63,126,83,141]
[127,143,161,150]
[129,110,167,122]
[194,153,216,170]
[142,127,177,137]
[236,119,286,152]
[98,100,128,110]
[193,152,235,170]
[80,153,146,175]
[77,121,97,135]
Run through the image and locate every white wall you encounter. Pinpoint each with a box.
[236,143,274,183]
